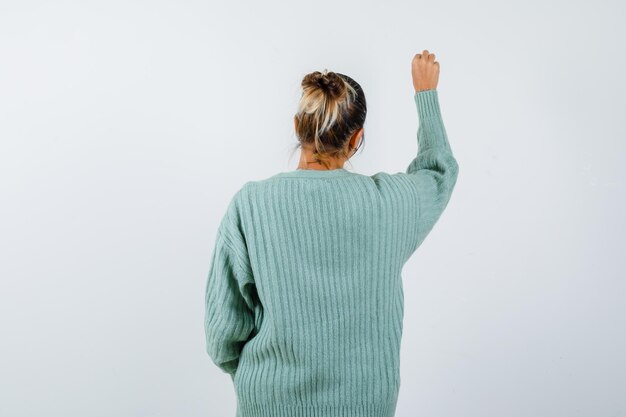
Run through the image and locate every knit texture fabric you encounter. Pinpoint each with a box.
[204,89,459,417]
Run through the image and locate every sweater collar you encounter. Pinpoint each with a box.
[272,168,354,179]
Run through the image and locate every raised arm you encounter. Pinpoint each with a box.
[407,51,459,251]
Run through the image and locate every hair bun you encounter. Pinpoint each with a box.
[303,70,346,99]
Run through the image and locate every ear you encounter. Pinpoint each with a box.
[351,127,364,149]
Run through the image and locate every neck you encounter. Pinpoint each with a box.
[297,148,347,170]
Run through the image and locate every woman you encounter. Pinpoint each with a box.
[204,49,459,417]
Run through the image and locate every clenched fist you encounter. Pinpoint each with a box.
[412,50,439,92]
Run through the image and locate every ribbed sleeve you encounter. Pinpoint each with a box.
[204,194,258,380]
[406,89,460,250]
[204,89,459,417]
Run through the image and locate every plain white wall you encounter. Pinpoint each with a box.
[1,0,624,416]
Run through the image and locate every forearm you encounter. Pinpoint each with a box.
[406,89,460,248]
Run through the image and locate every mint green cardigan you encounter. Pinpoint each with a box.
[204,89,459,417]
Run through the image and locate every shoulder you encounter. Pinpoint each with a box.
[230,174,291,201]
[230,179,262,203]
[222,178,266,221]
[368,170,421,192]
[219,181,253,228]
[224,181,253,215]
[218,178,270,240]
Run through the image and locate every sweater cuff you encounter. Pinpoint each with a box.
[414,89,441,120]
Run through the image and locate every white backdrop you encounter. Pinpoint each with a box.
[1,0,624,416]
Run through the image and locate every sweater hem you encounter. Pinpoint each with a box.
[236,401,398,417]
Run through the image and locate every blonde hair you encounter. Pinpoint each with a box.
[293,69,367,168]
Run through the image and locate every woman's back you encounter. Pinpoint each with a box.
[205,54,459,417]
[222,169,410,412]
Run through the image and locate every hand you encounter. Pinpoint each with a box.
[412,50,440,92]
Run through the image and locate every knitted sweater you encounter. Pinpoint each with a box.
[204,89,459,417]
